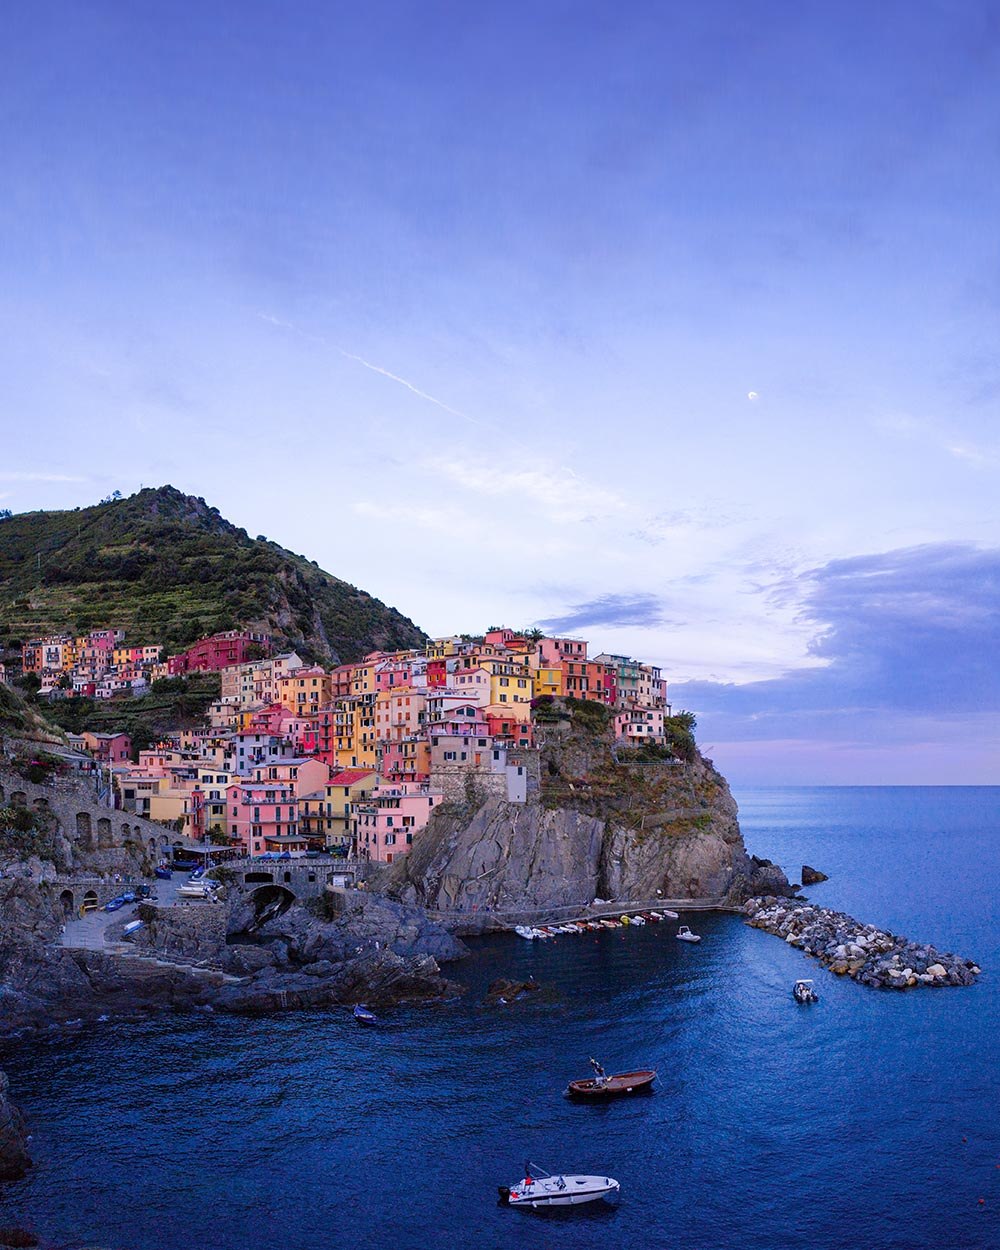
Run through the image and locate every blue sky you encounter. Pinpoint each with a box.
[3,2,999,783]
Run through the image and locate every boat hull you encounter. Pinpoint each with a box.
[500,1175,620,1208]
[566,1069,656,1100]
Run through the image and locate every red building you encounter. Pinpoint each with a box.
[167,631,270,675]
[486,714,534,748]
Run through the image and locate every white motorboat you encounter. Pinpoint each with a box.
[676,925,701,943]
[499,1163,620,1209]
[793,978,819,1004]
[660,909,679,920]
[515,925,539,940]
[630,915,646,926]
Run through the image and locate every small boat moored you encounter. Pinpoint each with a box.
[353,1003,378,1025]
[793,979,819,1004]
[514,925,539,940]
[566,1058,656,1100]
[499,1163,620,1209]
[676,925,701,943]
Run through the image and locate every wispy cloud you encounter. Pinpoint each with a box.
[538,592,670,633]
[433,457,626,524]
[258,311,483,427]
[0,472,88,483]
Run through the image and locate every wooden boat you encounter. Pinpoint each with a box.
[566,1059,656,1100]
[353,1003,378,1025]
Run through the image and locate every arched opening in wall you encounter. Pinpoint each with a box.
[148,837,157,856]
[97,817,112,849]
[10,791,26,807]
[81,890,98,913]
[121,823,131,841]
[240,884,296,933]
[244,871,274,884]
[283,871,292,883]
[76,812,92,844]
[33,797,49,813]
[59,889,75,917]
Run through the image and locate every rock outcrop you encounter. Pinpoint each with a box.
[0,1069,30,1181]
[801,865,829,885]
[392,705,793,920]
[744,897,982,989]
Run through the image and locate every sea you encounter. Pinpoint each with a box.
[2,786,998,1250]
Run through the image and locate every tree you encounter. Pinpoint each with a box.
[0,509,11,520]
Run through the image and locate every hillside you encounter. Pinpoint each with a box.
[0,486,426,662]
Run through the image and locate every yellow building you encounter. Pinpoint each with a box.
[300,768,376,850]
[276,667,333,716]
[531,665,563,698]
[473,657,534,719]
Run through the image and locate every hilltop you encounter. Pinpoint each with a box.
[0,486,426,663]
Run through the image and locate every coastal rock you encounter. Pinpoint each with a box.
[391,723,794,920]
[0,1069,31,1182]
[801,865,829,885]
[744,897,980,991]
[484,976,541,1005]
[212,949,459,1015]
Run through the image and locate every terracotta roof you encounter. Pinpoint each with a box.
[329,768,376,786]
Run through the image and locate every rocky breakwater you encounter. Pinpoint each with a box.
[392,699,794,925]
[744,897,982,989]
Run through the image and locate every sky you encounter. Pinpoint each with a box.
[2,1,999,783]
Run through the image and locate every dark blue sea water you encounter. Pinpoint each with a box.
[2,787,999,1249]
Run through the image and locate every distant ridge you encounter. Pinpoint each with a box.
[0,486,426,663]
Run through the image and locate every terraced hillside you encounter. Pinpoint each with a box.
[0,486,426,663]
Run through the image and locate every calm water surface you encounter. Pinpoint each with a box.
[2,786,998,1249]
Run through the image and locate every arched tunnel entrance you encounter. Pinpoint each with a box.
[230,884,296,938]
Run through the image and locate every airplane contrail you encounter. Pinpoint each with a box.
[257,311,484,427]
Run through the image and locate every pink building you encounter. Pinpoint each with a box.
[227,781,298,856]
[380,736,431,783]
[614,708,666,745]
[82,731,132,763]
[354,782,442,864]
[538,636,588,666]
[250,756,330,798]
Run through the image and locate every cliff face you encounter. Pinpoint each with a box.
[0,1068,30,1181]
[392,704,791,917]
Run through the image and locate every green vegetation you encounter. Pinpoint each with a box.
[0,485,426,662]
[663,711,698,763]
[0,805,56,859]
[37,673,221,755]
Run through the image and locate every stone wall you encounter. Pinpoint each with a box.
[0,764,175,874]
